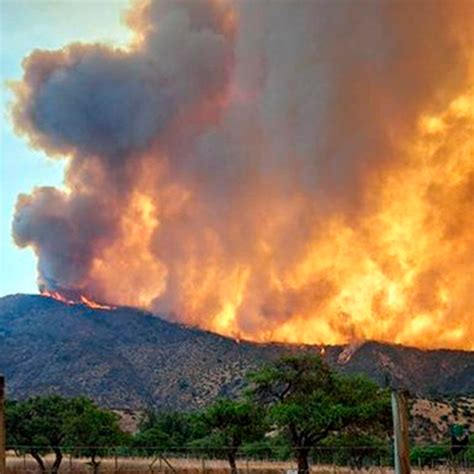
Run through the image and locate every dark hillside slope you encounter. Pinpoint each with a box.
[0,294,472,409]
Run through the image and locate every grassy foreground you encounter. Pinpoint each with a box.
[6,454,474,474]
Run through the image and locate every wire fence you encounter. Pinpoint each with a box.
[5,445,474,474]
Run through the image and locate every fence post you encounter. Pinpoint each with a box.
[0,376,5,474]
[391,390,410,474]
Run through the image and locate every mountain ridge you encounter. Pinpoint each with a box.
[0,294,472,409]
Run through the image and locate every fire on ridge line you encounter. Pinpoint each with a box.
[40,287,368,367]
[40,289,115,311]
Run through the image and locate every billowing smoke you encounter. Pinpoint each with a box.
[11,0,474,349]
[12,0,234,292]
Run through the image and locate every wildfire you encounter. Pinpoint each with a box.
[38,91,474,350]
[41,289,115,310]
[337,342,363,365]
[11,0,474,351]
[254,92,474,350]
[148,91,472,350]
[79,295,115,310]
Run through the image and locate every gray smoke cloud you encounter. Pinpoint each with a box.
[12,0,234,293]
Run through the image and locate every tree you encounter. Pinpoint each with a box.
[320,433,388,468]
[65,399,128,473]
[6,396,85,473]
[248,354,391,474]
[191,399,266,474]
[133,410,195,455]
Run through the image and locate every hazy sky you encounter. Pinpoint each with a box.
[0,0,131,296]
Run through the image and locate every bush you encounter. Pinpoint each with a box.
[410,445,450,467]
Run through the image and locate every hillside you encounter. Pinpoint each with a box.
[0,294,473,410]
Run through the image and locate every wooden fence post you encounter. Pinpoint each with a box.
[0,376,5,474]
[391,390,410,474]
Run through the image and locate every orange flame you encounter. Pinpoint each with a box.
[79,295,115,310]
[41,289,76,306]
[17,1,474,351]
[41,289,115,310]
[82,91,474,350]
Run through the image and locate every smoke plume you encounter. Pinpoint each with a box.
[11,0,474,349]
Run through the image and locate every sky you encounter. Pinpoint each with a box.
[0,0,132,296]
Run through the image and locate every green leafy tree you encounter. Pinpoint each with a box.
[248,354,391,474]
[191,399,266,474]
[6,396,87,473]
[320,433,388,468]
[133,410,195,455]
[241,435,293,461]
[65,399,129,473]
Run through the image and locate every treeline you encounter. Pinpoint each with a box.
[6,354,390,473]
[6,354,465,474]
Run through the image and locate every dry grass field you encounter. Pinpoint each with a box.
[6,454,474,474]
